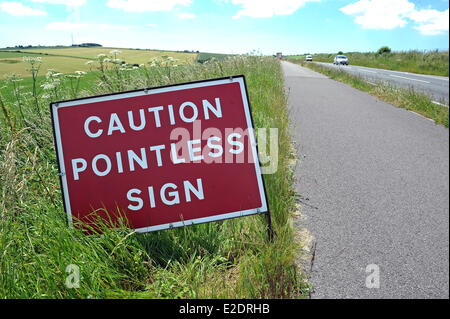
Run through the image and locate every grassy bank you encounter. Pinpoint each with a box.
[289,60,449,128]
[0,55,309,298]
[288,50,449,76]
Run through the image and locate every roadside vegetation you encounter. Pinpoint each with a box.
[0,53,309,298]
[289,59,449,128]
[288,48,449,76]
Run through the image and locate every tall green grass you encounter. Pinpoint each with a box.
[0,55,309,298]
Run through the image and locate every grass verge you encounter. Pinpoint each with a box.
[0,55,310,298]
[289,60,449,128]
[287,50,449,76]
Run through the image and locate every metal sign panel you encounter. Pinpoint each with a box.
[51,76,268,233]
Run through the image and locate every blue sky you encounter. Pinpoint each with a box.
[0,0,448,54]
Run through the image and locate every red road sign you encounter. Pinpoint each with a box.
[51,76,268,233]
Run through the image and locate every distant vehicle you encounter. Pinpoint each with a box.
[333,55,349,65]
[305,55,313,62]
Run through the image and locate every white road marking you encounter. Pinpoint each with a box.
[359,69,377,74]
[321,62,448,82]
[389,74,430,83]
[392,70,449,81]
[432,100,449,108]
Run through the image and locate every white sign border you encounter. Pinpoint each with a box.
[50,75,269,233]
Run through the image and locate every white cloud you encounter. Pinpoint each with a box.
[340,0,414,29]
[230,0,320,19]
[0,1,47,16]
[177,12,195,19]
[409,8,449,35]
[106,0,191,12]
[340,0,449,35]
[32,0,86,6]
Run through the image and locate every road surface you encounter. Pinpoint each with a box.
[314,62,449,105]
[282,61,449,298]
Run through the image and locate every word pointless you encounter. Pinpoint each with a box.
[71,133,244,180]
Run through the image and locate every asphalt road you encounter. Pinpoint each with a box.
[313,62,449,105]
[282,61,449,298]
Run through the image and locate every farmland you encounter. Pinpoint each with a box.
[196,52,231,63]
[0,47,198,78]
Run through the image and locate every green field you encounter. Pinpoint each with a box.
[197,52,232,63]
[0,47,198,78]
[287,50,449,76]
[0,55,310,298]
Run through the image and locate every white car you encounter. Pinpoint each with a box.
[305,55,313,62]
[333,55,349,65]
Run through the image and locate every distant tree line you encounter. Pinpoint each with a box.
[73,43,102,47]
[1,43,102,50]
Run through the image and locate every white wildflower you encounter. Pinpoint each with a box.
[41,83,55,90]
[46,70,63,79]
[6,73,23,82]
